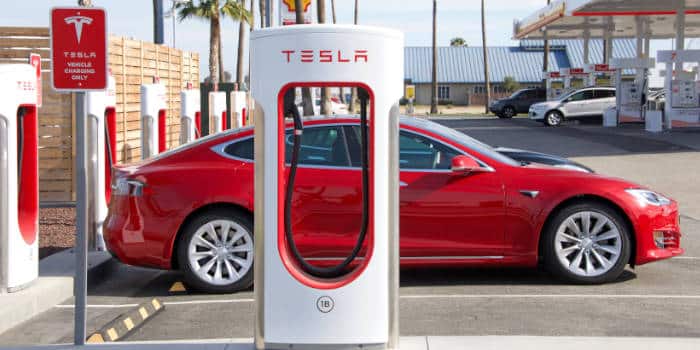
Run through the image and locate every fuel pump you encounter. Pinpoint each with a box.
[86,74,117,251]
[208,91,227,134]
[0,64,39,293]
[180,82,201,144]
[658,50,700,129]
[251,25,402,349]
[543,71,564,100]
[140,78,167,159]
[230,90,248,128]
[610,57,655,124]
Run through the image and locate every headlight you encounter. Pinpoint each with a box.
[626,189,671,206]
[112,178,144,197]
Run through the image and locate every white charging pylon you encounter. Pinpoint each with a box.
[140,78,167,159]
[86,74,117,251]
[180,82,201,144]
[0,64,39,293]
[252,25,403,350]
[230,90,247,128]
[208,90,227,134]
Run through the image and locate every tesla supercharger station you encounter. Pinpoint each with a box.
[209,91,227,134]
[658,50,700,129]
[610,57,655,126]
[0,64,39,292]
[544,71,564,100]
[230,90,248,128]
[251,25,402,349]
[140,80,167,159]
[86,74,117,250]
[180,84,201,144]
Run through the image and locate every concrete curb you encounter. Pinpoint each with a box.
[0,249,114,335]
[3,336,700,350]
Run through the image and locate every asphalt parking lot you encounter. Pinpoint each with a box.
[1,117,699,346]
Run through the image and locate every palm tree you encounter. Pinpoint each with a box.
[259,0,266,27]
[450,37,466,47]
[481,0,491,114]
[430,0,438,114]
[318,0,332,115]
[295,0,315,116]
[349,0,359,113]
[542,0,550,88]
[233,0,253,88]
[177,0,251,84]
[331,0,337,23]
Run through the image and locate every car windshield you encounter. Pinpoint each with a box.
[509,90,526,99]
[400,117,520,166]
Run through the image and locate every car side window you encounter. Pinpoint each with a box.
[222,126,351,167]
[224,137,254,160]
[399,131,460,170]
[567,90,594,102]
[595,89,615,99]
[284,126,350,167]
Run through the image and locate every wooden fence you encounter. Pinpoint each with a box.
[0,27,199,202]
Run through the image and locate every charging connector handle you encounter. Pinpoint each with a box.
[283,88,371,278]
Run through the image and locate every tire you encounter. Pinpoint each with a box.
[177,208,254,293]
[545,110,564,126]
[541,202,631,284]
[501,106,516,119]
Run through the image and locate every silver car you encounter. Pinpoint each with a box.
[529,87,616,126]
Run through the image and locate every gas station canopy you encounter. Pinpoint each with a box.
[514,0,700,40]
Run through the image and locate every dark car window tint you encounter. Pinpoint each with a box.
[224,138,254,160]
[568,90,594,102]
[223,126,351,167]
[595,89,615,99]
[284,126,350,167]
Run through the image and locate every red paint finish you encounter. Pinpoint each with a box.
[103,118,684,273]
[194,111,202,138]
[105,108,117,203]
[18,106,38,245]
[158,110,167,153]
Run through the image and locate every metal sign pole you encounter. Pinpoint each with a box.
[74,91,89,345]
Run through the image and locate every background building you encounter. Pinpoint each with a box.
[404,39,637,106]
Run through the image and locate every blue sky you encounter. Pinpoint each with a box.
[4,0,547,78]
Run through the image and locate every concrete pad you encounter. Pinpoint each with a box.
[0,250,113,335]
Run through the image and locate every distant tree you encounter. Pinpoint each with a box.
[450,37,467,47]
[503,76,521,93]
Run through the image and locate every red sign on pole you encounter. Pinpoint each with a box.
[29,54,42,107]
[50,7,108,91]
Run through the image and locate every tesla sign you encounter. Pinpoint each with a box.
[50,7,108,91]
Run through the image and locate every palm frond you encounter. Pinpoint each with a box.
[221,0,252,24]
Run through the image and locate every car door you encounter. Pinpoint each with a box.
[562,90,594,117]
[347,127,506,258]
[593,89,616,114]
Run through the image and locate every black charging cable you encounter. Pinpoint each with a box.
[283,88,371,278]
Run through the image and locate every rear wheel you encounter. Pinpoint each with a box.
[545,110,564,126]
[500,106,516,119]
[178,209,254,293]
[542,202,631,284]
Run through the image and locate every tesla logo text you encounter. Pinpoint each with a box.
[65,16,93,44]
[282,50,368,63]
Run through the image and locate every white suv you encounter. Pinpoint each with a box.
[529,87,616,126]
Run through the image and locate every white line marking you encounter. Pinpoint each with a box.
[54,293,700,309]
[673,256,700,260]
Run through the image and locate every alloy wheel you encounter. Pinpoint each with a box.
[547,112,562,126]
[187,219,254,286]
[503,107,515,118]
[554,211,622,277]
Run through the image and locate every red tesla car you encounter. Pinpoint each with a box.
[104,117,683,293]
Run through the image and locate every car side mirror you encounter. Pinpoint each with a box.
[450,155,484,175]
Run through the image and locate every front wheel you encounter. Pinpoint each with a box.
[545,110,564,126]
[542,202,631,284]
[177,209,254,293]
[500,106,516,119]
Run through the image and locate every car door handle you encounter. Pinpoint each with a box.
[400,181,408,188]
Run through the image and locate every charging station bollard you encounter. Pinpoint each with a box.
[0,64,39,293]
[252,25,403,349]
[208,91,227,134]
[180,84,201,144]
[230,90,247,128]
[140,80,167,159]
[86,74,117,251]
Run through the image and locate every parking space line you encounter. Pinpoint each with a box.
[55,293,700,309]
[673,256,700,260]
